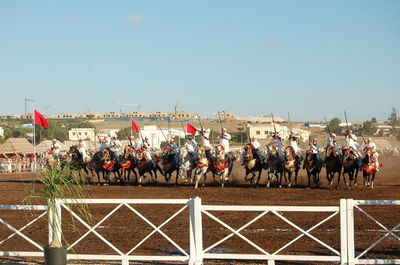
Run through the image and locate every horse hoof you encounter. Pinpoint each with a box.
[288,183,291,188]
[279,185,282,188]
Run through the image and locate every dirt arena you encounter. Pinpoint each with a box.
[0,157,399,265]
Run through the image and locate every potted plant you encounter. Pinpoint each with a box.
[25,164,91,265]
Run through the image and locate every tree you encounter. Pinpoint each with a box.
[371,117,377,123]
[35,120,68,143]
[387,107,399,125]
[326,118,342,134]
[116,127,139,140]
[359,121,376,136]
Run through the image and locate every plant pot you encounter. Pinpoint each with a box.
[43,245,67,265]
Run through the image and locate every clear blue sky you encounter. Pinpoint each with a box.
[1,0,399,122]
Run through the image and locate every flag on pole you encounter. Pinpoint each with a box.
[131,120,139,133]
[34,110,48,128]
[186,123,197,136]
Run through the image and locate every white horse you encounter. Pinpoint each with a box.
[178,146,197,183]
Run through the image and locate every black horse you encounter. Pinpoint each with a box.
[324,146,343,188]
[264,145,283,188]
[88,148,122,185]
[342,147,360,187]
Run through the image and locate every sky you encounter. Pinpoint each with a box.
[0,0,399,122]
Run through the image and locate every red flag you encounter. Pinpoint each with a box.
[131,120,139,133]
[34,110,48,128]
[186,123,197,137]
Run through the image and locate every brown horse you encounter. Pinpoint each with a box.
[243,144,264,187]
[160,148,179,184]
[303,150,323,188]
[120,146,138,184]
[213,145,236,187]
[194,147,210,189]
[282,146,300,188]
[360,151,381,189]
[135,149,163,186]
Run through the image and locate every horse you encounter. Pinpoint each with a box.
[88,148,121,185]
[67,145,90,182]
[264,144,283,188]
[342,147,360,187]
[194,147,210,189]
[324,146,343,188]
[160,147,179,184]
[303,150,323,188]
[282,146,301,188]
[360,151,381,189]
[212,145,236,187]
[136,149,163,186]
[178,146,196,184]
[242,144,264,187]
[119,146,138,185]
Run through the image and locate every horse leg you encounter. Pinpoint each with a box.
[266,172,271,188]
[287,171,291,188]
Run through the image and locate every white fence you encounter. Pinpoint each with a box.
[0,199,398,265]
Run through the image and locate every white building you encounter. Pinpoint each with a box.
[140,125,185,150]
[98,129,120,138]
[0,127,3,137]
[68,128,96,141]
[249,123,309,142]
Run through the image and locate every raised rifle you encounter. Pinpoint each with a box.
[344,111,350,133]
[287,111,292,134]
[180,121,188,140]
[157,123,168,142]
[323,115,331,135]
[217,111,224,136]
[271,112,277,135]
[196,113,204,134]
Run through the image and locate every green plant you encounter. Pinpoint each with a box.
[24,165,91,247]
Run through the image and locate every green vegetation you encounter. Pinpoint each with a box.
[325,118,342,135]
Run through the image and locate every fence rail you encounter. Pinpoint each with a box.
[0,199,398,265]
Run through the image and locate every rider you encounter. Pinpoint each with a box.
[325,133,341,160]
[288,131,302,156]
[184,137,198,160]
[242,137,263,165]
[345,130,360,157]
[307,138,321,161]
[78,139,88,164]
[198,128,214,161]
[167,139,179,166]
[51,139,62,160]
[217,128,231,154]
[99,136,111,152]
[363,138,380,171]
[110,136,122,162]
[141,139,156,168]
[272,132,284,158]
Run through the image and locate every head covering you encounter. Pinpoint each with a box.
[331,133,336,137]
[223,128,227,131]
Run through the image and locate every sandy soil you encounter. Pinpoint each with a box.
[0,158,399,265]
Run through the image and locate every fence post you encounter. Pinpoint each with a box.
[346,199,355,265]
[48,199,62,245]
[189,197,203,265]
[340,199,348,265]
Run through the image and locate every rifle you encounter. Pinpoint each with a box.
[156,123,168,142]
[287,111,292,134]
[196,113,204,132]
[344,111,350,133]
[217,111,224,136]
[359,131,367,145]
[271,112,277,135]
[127,136,134,148]
[323,115,331,135]
[180,121,188,140]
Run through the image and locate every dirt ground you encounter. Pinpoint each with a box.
[0,157,399,265]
